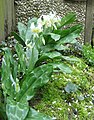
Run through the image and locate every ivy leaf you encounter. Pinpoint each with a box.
[77,95,84,101]
[65,82,78,93]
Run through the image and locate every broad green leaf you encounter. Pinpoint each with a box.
[25,108,52,120]
[65,82,78,93]
[54,25,82,38]
[11,32,26,47]
[25,28,33,42]
[58,25,82,45]
[62,56,79,62]
[59,33,77,44]
[16,64,53,102]
[38,51,62,63]
[41,51,62,59]
[27,17,38,27]
[40,44,55,53]
[54,44,69,51]
[58,13,76,28]
[0,103,7,120]
[57,63,72,73]
[15,43,26,73]
[26,46,38,72]
[50,63,72,73]
[6,97,29,120]
[18,22,27,40]
[49,33,60,41]
[1,49,16,97]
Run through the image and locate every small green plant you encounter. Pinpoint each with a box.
[83,45,94,66]
[1,12,82,120]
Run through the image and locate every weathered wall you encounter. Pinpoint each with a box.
[15,0,86,43]
[0,0,5,41]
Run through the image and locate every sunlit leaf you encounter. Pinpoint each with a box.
[16,64,53,102]
[25,108,52,120]
[18,22,27,40]
[6,97,29,120]
[49,33,60,41]
[50,63,72,73]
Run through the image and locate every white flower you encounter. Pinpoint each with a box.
[49,12,61,24]
[30,22,43,37]
[38,12,61,29]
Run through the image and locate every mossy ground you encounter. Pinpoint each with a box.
[30,58,94,120]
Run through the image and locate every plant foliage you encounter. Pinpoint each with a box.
[1,12,82,120]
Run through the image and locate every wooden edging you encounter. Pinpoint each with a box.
[84,0,94,44]
[0,0,15,42]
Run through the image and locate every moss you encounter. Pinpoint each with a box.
[30,58,94,120]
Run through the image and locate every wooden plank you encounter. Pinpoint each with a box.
[84,0,93,44]
[0,0,15,42]
[12,0,16,30]
[7,0,13,34]
[0,0,5,42]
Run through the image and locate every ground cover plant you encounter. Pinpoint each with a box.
[32,58,94,120]
[82,44,94,66]
[0,12,88,120]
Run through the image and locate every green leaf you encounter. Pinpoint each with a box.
[15,43,26,73]
[16,64,53,102]
[59,33,77,44]
[62,56,79,62]
[38,51,62,63]
[11,32,26,47]
[25,28,33,42]
[65,82,78,93]
[25,108,52,120]
[54,44,69,51]
[18,22,27,40]
[50,63,72,73]
[42,51,62,59]
[27,18,38,27]
[26,46,38,72]
[1,49,17,97]
[54,25,82,39]
[56,25,82,45]
[6,97,29,120]
[59,13,76,28]
[49,33,60,41]
[40,44,55,53]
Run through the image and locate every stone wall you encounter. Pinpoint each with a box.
[15,0,86,43]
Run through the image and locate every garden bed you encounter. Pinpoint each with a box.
[30,58,94,119]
